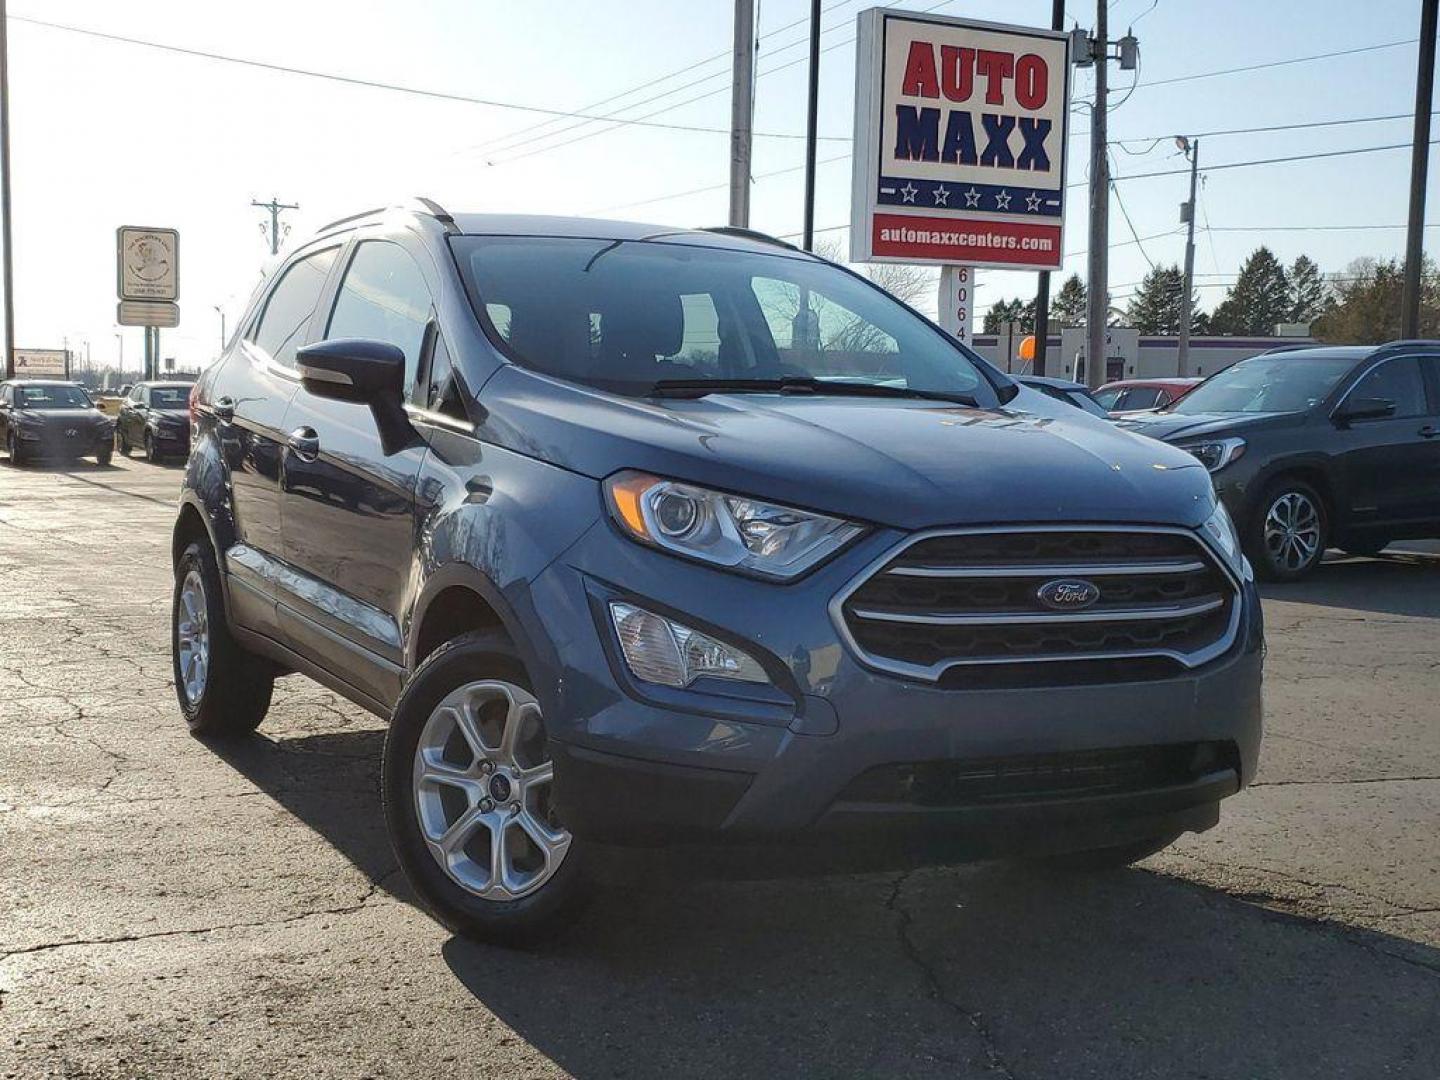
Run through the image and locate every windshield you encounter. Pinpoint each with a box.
[1066,389,1109,417]
[454,236,998,407]
[16,385,91,409]
[1172,354,1358,415]
[150,387,188,408]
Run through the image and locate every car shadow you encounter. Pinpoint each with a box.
[1261,550,1440,618]
[217,728,1440,1078]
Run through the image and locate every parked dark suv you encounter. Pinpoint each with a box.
[172,203,1263,943]
[1118,343,1440,580]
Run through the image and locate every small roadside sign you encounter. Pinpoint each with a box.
[116,226,180,302]
[13,348,68,377]
[117,300,180,328]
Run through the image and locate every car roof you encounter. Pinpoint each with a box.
[448,214,807,255]
[6,379,82,387]
[1100,377,1200,389]
[137,381,192,389]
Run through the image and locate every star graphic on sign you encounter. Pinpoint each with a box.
[963,187,982,208]
[994,189,1013,210]
[1025,191,1043,212]
[933,184,950,206]
[899,182,919,204]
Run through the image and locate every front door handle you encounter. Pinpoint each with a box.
[1420,424,1439,439]
[213,396,236,422]
[286,426,320,461]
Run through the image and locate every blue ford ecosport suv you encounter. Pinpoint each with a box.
[172,202,1263,943]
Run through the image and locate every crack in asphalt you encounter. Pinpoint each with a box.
[0,869,403,964]
[1252,775,1440,788]
[885,870,1019,1080]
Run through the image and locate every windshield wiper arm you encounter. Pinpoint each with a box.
[648,377,978,407]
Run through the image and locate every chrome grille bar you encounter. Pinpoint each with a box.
[884,559,1207,579]
[850,596,1225,626]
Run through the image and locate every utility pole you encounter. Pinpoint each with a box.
[1177,137,1200,375]
[801,0,821,250]
[728,0,756,228]
[1030,0,1066,377]
[1402,0,1438,338]
[1084,0,1109,390]
[252,196,299,257]
[0,0,15,379]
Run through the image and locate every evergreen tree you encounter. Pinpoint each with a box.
[1050,274,1088,326]
[1312,256,1440,343]
[982,297,1036,334]
[1123,264,1190,334]
[1208,247,1291,335]
[1288,255,1328,323]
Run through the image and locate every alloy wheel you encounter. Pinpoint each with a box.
[412,680,570,902]
[1263,490,1322,573]
[176,569,210,703]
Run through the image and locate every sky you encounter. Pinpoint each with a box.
[4,0,1437,374]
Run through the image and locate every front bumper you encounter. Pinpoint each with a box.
[149,426,191,453]
[526,519,1264,855]
[16,426,112,456]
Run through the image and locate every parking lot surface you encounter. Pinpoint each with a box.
[1,455,1437,1079]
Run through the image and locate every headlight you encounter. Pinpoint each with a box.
[609,602,768,688]
[605,471,863,579]
[1200,499,1249,579]
[1178,436,1246,473]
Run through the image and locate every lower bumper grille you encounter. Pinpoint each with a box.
[838,742,1238,808]
[835,527,1240,684]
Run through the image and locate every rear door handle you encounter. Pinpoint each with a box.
[1420,424,1439,439]
[286,426,320,461]
[213,396,236,422]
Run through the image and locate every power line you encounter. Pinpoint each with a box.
[1073,137,1440,186]
[1112,110,1432,147]
[10,14,842,143]
[1108,152,1155,270]
[1143,37,1416,89]
[470,0,864,160]
[470,0,861,157]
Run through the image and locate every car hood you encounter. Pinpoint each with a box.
[16,408,109,426]
[481,369,1216,531]
[1114,409,1291,442]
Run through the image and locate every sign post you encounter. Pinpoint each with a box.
[936,265,975,346]
[851,8,1070,348]
[116,226,180,380]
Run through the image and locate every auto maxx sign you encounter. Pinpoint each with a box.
[850,9,1070,270]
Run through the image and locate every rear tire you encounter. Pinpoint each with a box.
[383,631,589,946]
[96,445,113,466]
[172,540,274,737]
[1247,479,1328,582]
[1038,832,1179,871]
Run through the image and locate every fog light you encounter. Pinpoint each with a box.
[608,602,768,688]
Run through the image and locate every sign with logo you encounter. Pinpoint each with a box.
[12,348,67,377]
[116,226,180,302]
[117,300,180,328]
[850,9,1070,270]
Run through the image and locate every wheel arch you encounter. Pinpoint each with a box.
[406,564,551,691]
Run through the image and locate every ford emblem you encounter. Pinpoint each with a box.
[1036,578,1101,611]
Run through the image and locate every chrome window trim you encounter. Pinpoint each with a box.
[827,523,1243,683]
[1329,354,1434,423]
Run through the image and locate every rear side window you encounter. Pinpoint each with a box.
[251,247,338,367]
[326,241,434,391]
[1123,388,1161,410]
[1350,358,1428,419]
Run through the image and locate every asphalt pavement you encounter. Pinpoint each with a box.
[1,455,1437,1079]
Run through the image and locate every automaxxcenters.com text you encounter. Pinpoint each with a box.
[877,225,1053,251]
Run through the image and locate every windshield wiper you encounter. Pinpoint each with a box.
[648,377,978,407]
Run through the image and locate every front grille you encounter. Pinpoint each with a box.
[838,742,1237,808]
[836,527,1239,684]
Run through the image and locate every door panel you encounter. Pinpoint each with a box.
[1334,357,1436,527]
[277,239,434,682]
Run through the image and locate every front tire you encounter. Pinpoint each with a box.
[6,430,25,466]
[117,428,131,455]
[1248,479,1328,582]
[383,631,588,946]
[172,540,274,737]
[96,445,113,466]
[144,431,159,463]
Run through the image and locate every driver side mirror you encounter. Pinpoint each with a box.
[1333,396,1396,425]
[296,338,418,455]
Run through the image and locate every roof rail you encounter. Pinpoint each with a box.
[1256,343,1321,355]
[1372,338,1440,354]
[699,225,798,251]
[313,197,457,237]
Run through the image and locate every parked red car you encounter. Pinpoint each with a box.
[1095,378,1202,415]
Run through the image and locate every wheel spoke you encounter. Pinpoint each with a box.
[517,760,553,786]
[446,704,489,765]
[498,700,538,766]
[435,806,486,855]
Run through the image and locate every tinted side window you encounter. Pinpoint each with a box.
[251,247,339,367]
[1124,388,1161,410]
[1350,358,1428,419]
[326,241,433,390]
